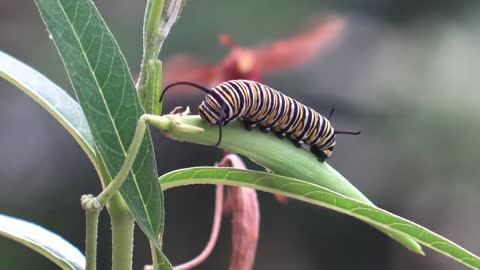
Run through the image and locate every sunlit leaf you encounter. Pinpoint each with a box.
[0,214,85,270]
[0,51,95,165]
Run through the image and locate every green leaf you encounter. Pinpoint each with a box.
[160,167,480,270]
[0,213,85,270]
[0,51,95,165]
[149,244,173,270]
[154,115,422,253]
[34,0,164,247]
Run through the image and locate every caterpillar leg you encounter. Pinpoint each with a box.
[243,120,256,131]
[274,131,286,139]
[311,147,327,163]
[291,139,303,148]
[259,126,270,133]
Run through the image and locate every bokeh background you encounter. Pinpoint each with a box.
[1,0,480,269]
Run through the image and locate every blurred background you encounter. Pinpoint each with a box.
[1,0,480,269]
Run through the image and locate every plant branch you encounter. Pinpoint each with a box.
[81,114,164,270]
[81,195,101,270]
[137,0,184,100]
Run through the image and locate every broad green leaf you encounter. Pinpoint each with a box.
[154,115,422,252]
[0,51,95,165]
[0,213,85,270]
[160,167,480,270]
[35,0,164,247]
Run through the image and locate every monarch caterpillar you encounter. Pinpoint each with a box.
[160,79,360,162]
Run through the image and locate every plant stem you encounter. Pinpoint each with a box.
[84,205,100,270]
[109,196,135,270]
[149,241,160,269]
[82,114,163,270]
[137,0,184,100]
[137,0,165,100]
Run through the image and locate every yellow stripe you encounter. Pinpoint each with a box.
[243,81,254,110]
[251,84,259,113]
[319,121,332,145]
[266,91,279,123]
[291,105,305,137]
[219,85,236,112]
[304,112,319,143]
[278,97,291,128]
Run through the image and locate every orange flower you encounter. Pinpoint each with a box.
[163,16,345,94]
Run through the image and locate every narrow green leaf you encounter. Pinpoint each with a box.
[34,0,163,247]
[0,214,85,270]
[0,51,95,165]
[160,167,480,270]
[154,115,422,253]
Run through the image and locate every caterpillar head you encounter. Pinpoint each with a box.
[198,93,229,147]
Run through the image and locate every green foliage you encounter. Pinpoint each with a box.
[160,167,480,270]
[0,51,95,164]
[154,114,422,253]
[34,0,164,249]
[0,0,479,269]
[0,214,85,270]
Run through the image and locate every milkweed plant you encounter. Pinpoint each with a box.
[1,1,479,270]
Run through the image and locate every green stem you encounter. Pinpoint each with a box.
[84,205,100,270]
[137,0,165,99]
[109,198,135,270]
[82,114,162,270]
[137,0,184,100]
[149,241,160,269]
